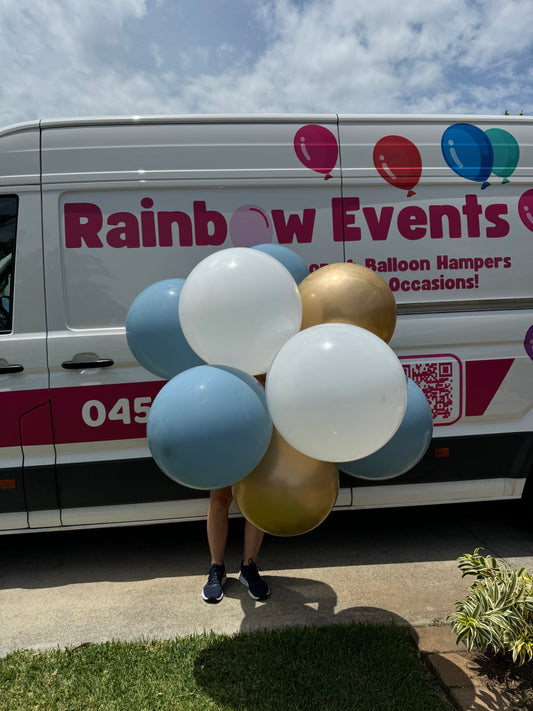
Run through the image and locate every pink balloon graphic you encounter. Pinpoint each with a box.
[229,205,273,247]
[518,189,533,233]
[524,324,533,362]
[294,125,338,180]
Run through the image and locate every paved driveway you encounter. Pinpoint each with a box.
[1,499,532,657]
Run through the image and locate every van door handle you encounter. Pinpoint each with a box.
[0,362,24,374]
[61,358,115,369]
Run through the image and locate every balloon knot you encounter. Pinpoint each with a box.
[481,181,491,190]
[502,178,510,184]
[406,190,415,197]
[324,174,332,180]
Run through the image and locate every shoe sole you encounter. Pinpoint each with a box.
[238,572,270,601]
[202,575,227,604]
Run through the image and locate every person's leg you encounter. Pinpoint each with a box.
[243,520,264,563]
[240,520,270,600]
[202,487,232,603]
[206,486,233,564]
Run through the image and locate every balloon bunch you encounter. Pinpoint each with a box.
[126,245,433,537]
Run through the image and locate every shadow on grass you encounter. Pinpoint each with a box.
[192,619,466,711]
[194,574,475,711]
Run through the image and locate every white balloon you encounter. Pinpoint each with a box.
[179,248,302,375]
[265,323,407,462]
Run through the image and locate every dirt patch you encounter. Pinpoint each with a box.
[467,650,533,710]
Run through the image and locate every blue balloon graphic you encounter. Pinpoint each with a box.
[126,279,203,380]
[339,378,433,480]
[441,123,494,189]
[147,365,273,490]
[251,243,309,284]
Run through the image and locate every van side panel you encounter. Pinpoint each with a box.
[3,114,532,531]
[41,119,345,522]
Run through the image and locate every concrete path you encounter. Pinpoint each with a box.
[1,498,532,709]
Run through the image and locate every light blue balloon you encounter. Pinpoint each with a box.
[339,378,433,480]
[126,279,203,380]
[251,243,309,284]
[147,365,273,489]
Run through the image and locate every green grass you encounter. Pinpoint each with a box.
[0,622,453,711]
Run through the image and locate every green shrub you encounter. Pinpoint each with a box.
[449,548,533,665]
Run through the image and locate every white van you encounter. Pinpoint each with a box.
[1,114,532,533]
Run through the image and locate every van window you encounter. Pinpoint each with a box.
[0,196,18,333]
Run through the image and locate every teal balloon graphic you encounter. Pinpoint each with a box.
[485,128,519,184]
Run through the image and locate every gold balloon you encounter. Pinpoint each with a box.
[298,262,397,342]
[232,429,339,537]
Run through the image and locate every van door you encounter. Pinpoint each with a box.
[338,116,533,506]
[0,144,56,531]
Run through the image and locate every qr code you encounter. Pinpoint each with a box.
[401,356,462,425]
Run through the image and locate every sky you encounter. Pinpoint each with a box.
[0,0,532,126]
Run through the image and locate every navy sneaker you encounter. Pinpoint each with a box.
[202,563,227,604]
[238,559,270,600]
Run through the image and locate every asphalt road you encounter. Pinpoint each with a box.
[1,498,532,657]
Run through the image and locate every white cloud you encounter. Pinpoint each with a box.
[0,0,152,123]
[0,0,531,126]
[167,0,533,115]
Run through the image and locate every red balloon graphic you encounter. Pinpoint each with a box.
[373,136,422,196]
[294,125,339,180]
